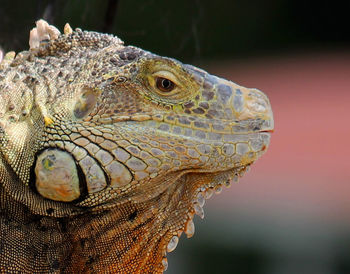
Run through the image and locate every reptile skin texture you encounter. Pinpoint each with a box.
[0,20,274,273]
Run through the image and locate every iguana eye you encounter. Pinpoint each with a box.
[143,61,195,101]
[156,77,175,92]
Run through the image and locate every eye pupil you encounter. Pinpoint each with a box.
[162,79,171,88]
[156,77,175,92]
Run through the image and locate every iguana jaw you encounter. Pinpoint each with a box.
[96,126,272,272]
[136,161,263,272]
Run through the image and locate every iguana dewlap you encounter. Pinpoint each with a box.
[0,20,274,273]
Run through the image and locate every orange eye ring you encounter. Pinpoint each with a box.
[155,77,175,92]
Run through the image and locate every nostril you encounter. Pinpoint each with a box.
[247,97,268,113]
[249,88,270,102]
[247,88,271,113]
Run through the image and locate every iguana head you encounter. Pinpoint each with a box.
[0,20,273,272]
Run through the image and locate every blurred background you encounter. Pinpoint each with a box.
[1,1,349,273]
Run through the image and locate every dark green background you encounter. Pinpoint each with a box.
[1,0,349,62]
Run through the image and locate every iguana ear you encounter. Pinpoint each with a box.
[73,87,101,120]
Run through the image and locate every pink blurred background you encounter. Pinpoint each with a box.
[169,51,350,274]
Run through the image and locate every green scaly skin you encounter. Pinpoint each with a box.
[0,20,273,273]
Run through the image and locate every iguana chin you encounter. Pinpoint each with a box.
[0,20,273,273]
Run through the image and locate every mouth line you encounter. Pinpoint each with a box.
[96,113,273,128]
[260,129,274,133]
[95,114,274,139]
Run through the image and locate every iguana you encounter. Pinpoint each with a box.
[0,20,273,273]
